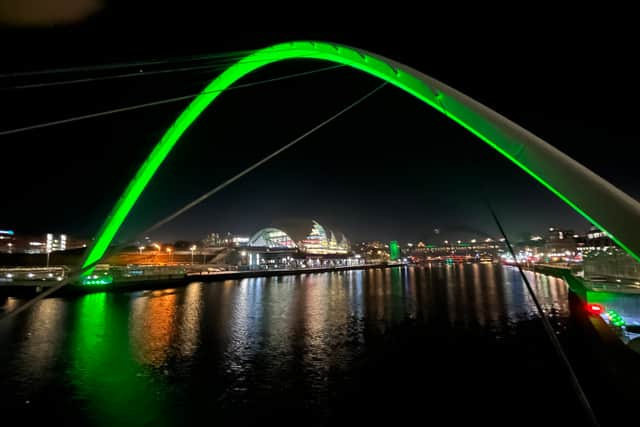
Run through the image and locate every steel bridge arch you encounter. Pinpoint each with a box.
[82,40,640,270]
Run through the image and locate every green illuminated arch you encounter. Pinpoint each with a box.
[82,40,640,272]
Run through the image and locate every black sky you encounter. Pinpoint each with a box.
[1,7,639,245]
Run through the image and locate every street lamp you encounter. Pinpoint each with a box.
[153,243,161,251]
[138,245,145,254]
[166,247,173,264]
[190,245,197,264]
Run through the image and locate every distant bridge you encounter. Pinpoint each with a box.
[82,41,640,275]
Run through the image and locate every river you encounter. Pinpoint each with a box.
[0,264,614,426]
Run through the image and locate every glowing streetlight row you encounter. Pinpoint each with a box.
[134,243,201,264]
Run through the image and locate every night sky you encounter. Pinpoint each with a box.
[1,7,638,245]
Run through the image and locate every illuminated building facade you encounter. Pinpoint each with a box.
[544,226,577,255]
[0,229,15,254]
[354,241,390,261]
[203,232,250,247]
[248,220,350,255]
[0,232,85,254]
[46,233,67,252]
[576,226,615,253]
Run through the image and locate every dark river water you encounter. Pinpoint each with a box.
[0,265,623,426]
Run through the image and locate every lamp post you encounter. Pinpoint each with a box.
[190,245,197,265]
[138,245,145,254]
[166,247,173,264]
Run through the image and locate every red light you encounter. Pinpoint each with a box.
[586,303,605,315]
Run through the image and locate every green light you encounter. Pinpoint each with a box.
[69,293,168,424]
[607,309,626,327]
[81,275,113,286]
[81,41,640,274]
[390,240,400,261]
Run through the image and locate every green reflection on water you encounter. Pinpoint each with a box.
[67,293,174,427]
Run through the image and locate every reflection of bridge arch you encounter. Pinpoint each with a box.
[82,41,640,271]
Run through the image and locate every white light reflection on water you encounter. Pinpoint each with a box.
[11,298,66,385]
[176,282,203,358]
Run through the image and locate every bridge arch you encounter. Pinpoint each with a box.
[82,41,640,270]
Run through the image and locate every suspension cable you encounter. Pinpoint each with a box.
[0,53,324,91]
[0,61,248,91]
[0,49,256,79]
[0,64,344,137]
[486,200,600,427]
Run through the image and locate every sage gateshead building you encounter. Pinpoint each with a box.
[243,220,355,268]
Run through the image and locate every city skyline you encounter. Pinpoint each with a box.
[0,221,601,252]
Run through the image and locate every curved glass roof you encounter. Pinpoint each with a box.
[249,220,350,254]
[248,227,297,249]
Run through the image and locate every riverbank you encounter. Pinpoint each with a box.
[0,262,407,298]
